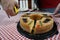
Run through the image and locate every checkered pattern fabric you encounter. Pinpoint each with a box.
[0,9,60,40]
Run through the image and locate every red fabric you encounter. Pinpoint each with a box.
[0,9,60,40]
[38,0,60,8]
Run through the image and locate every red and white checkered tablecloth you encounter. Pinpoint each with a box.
[0,10,60,40]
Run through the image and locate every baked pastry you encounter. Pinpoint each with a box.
[20,13,54,34]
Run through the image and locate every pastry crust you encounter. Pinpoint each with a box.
[20,17,34,33]
[34,18,53,34]
[20,13,54,34]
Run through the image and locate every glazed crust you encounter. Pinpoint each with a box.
[20,13,54,34]
[34,19,53,34]
[20,17,34,33]
[20,17,30,33]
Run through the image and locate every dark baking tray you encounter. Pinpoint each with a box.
[17,22,58,40]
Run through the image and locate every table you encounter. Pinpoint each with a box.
[0,9,60,40]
